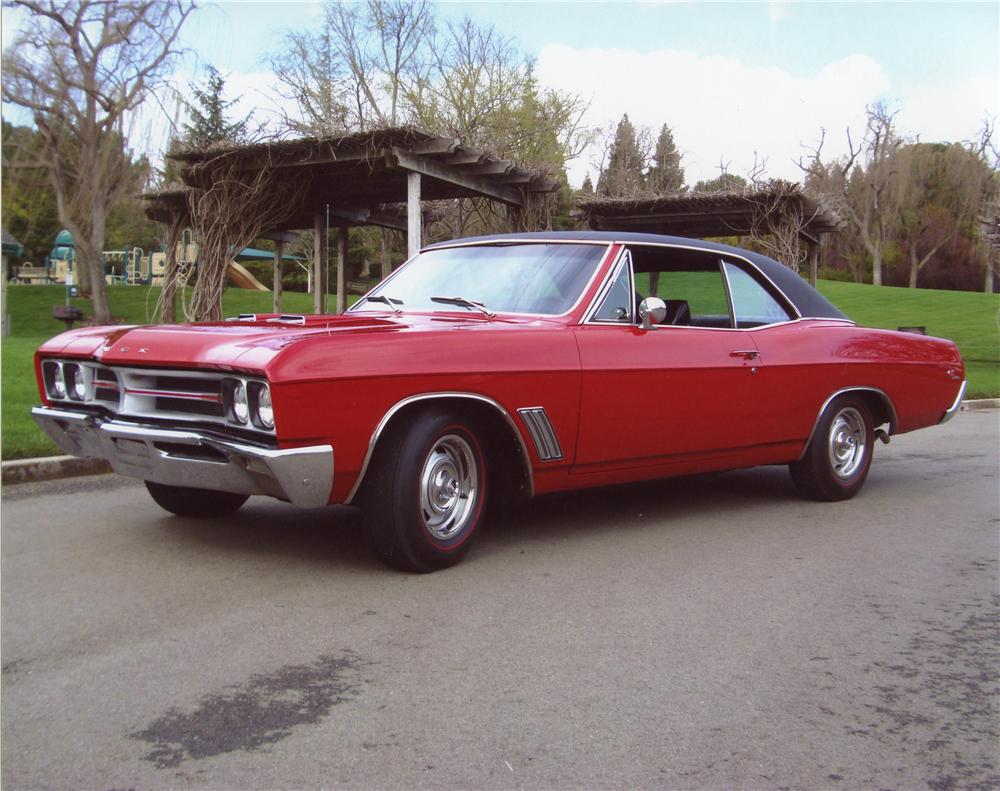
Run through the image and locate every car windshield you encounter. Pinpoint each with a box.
[351,243,608,316]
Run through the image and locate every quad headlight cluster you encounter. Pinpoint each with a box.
[223,378,274,430]
[41,360,105,403]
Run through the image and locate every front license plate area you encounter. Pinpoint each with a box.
[115,438,150,459]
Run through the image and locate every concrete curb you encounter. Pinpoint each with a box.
[2,398,997,487]
[2,456,111,486]
[961,398,1000,411]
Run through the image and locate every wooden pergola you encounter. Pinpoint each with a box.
[579,187,843,285]
[145,128,559,314]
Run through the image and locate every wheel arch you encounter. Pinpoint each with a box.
[799,386,898,461]
[345,392,535,504]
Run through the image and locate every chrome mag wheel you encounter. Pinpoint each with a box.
[419,433,479,540]
[828,406,867,479]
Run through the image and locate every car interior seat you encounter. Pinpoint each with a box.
[664,299,691,325]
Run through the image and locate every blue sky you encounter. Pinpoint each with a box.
[4,1,997,185]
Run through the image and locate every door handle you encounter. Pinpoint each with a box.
[729,349,759,359]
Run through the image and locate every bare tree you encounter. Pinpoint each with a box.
[799,102,902,285]
[2,0,194,323]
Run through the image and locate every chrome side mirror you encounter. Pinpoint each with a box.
[639,297,667,329]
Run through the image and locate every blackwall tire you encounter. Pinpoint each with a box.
[145,481,249,518]
[790,395,874,502]
[361,408,487,572]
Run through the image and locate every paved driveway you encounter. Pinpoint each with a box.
[2,409,997,790]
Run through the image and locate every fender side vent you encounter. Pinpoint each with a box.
[518,407,563,462]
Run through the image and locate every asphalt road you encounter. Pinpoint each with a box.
[2,409,998,790]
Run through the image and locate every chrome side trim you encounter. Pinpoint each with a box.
[517,407,564,461]
[798,387,899,460]
[31,406,334,508]
[344,392,536,504]
[938,379,967,424]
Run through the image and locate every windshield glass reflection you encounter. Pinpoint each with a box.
[351,243,608,316]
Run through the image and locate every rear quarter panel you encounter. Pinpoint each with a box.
[752,321,963,441]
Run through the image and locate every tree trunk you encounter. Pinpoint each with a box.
[76,236,111,323]
[908,247,919,289]
[987,261,996,294]
[872,248,882,286]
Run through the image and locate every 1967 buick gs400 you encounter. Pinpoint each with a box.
[32,232,966,571]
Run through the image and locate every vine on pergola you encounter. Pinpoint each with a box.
[181,148,310,321]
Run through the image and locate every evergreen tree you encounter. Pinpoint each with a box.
[182,65,250,148]
[597,114,646,197]
[647,124,684,193]
[692,172,748,193]
[580,174,594,195]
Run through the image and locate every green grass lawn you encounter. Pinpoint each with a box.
[2,280,997,459]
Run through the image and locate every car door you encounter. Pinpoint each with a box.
[571,249,764,472]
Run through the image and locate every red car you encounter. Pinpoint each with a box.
[32,232,966,571]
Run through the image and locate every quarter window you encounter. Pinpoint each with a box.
[723,262,792,328]
[592,252,634,323]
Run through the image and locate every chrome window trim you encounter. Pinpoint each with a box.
[347,241,615,320]
[624,241,804,319]
[719,258,738,329]
[344,391,536,504]
[799,386,899,460]
[576,240,812,329]
[721,259,796,328]
[583,248,636,325]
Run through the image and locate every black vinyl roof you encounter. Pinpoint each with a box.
[425,231,849,321]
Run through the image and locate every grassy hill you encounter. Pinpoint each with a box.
[2,281,997,459]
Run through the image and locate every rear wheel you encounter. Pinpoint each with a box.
[361,408,487,572]
[145,481,249,518]
[790,395,874,501]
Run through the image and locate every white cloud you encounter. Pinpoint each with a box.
[535,43,995,188]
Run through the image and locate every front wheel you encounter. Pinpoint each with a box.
[145,481,249,518]
[361,408,487,572]
[789,395,874,501]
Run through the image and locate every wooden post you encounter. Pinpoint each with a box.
[807,239,819,287]
[381,229,391,279]
[313,213,327,314]
[273,240,284,313]
[407,171,421,260]
[336,223,347,314]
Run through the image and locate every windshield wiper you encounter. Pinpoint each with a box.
[361,295,403,314]
[430,296,495,317]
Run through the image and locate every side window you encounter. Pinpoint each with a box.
[723,262,792,328]
[592,252,633,323]
[640,266,731,328]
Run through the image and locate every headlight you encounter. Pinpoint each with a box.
[253,384,274,429]
[52,364,67,399]
[65,364,86,400]
[231,381,249,424]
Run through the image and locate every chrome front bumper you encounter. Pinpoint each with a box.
[939,380,967,425]
[31,406,334,508]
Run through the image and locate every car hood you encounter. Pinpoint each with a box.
[38,311,551,372]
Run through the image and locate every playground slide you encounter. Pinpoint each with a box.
[227,261,269,291]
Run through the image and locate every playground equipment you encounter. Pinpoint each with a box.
[25,228,275,291]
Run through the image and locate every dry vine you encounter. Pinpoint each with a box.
[182,147,310,321]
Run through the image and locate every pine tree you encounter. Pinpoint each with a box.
[597,114,646,197]
[580,174,594,195]
[647,124,684,193]
[182,66,250,148]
